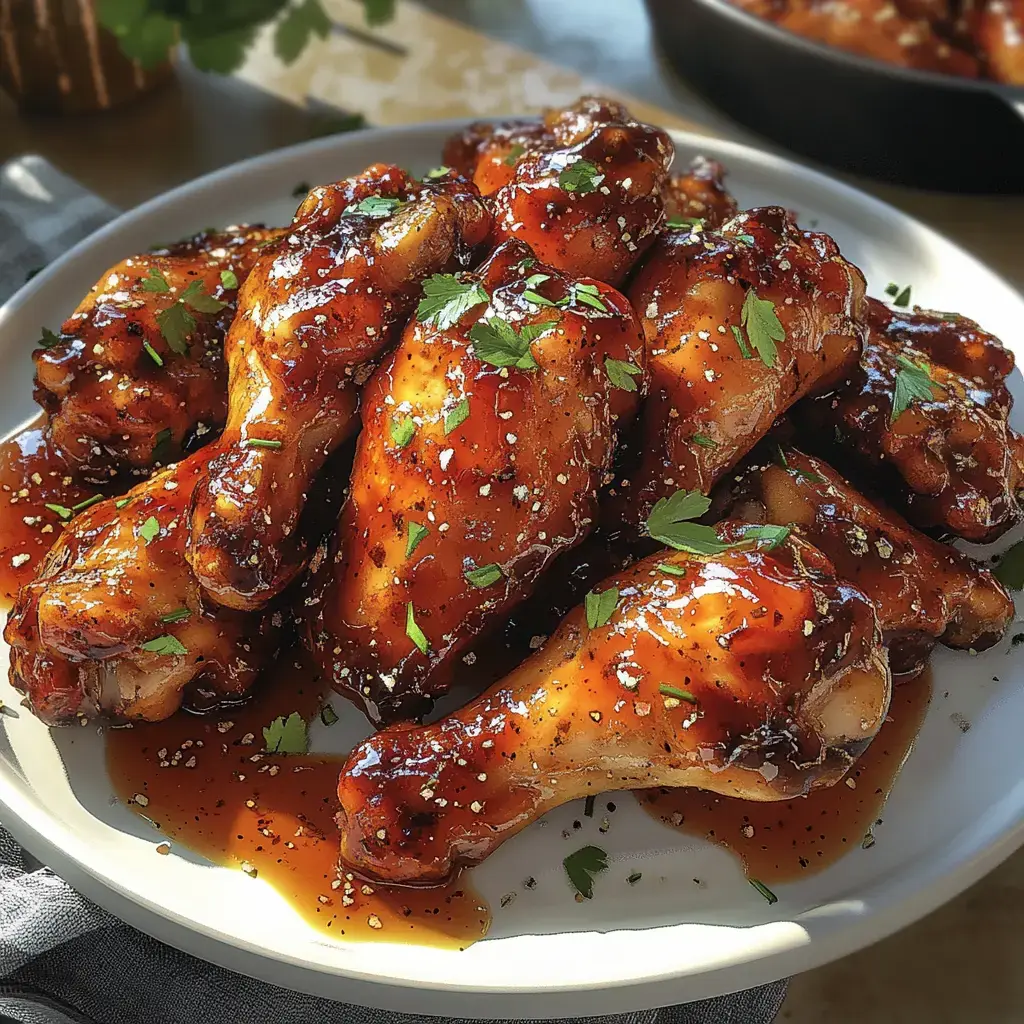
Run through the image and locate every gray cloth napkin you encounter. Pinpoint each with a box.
[0,155,788,1024]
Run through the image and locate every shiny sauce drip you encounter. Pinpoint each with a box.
[638,670,931,883]
[0,422,96,605]
[104,660,490,948]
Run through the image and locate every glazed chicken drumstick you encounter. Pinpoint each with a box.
[5,451,278,724]
[308,240,646,724]
[623,206,865,525]
[443,96,673,285]
[34,225,280,482]
[187,165,491,611]
[729,446,1014,678]
[337,529,891,884]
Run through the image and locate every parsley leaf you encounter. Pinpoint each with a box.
[738,523,791,550]
[659,683,697,703]
[691,433,716,448]
[444,397,470,435]
[523,272,555,307]
[363,0,395,26]
[585,587,619,629]
[644,489,728,555]
[180,279,228,314]
[406,602,429,654]
[469,316,555,370]
[730,324,752,360]
[464,563,503,588]
[563,845,608,899]
[657,562,687,577]
[220,269,239,290]
[424,166,450,179]
[390,416,416,449]
[749,878,778,905]
[567,282,608,313]
[666,216,703,230]
[158,608,191,624]
[605,358,642,392]
[140,634,188,657]
[142,267,171,293]
[885,283,912,308]
[995,540,1024,591]
[406,522,429,559]
[152,427,173,463]
[38,327,61,349]
[263,711,309,755]
[740,289,784,368]
[240,438,283,450]
[143,340,164,366]
[44,503,72,521]
[139,516,160,544]
[156,302,196,355]
[273,0,331,65]
[72,495,103,514]
[417,274,488,330]
[891,354,939,422]
[504,143,526,166]
[344,195,404,218]
[320,702,339,727]
[559,159,604,195]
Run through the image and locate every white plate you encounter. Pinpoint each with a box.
[1,122,1023,1019]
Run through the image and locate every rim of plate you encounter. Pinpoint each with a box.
[2,120,1024,1017]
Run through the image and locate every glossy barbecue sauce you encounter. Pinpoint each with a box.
[0,421,97,606]
[638,670,932,883]
[104,657,490,948]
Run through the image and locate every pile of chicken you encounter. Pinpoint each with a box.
[5,97,1020,887]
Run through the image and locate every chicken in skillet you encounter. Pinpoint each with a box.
[308,240,646,724]
[336,532,891,884]
[799,297,1024,542]
[728,446,1014,678]
[443,96,673,285]
[623,206,865,526]
[33,226,280,483]
[186,165,492,612]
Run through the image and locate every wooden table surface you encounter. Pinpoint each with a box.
[2,1,1023,1019]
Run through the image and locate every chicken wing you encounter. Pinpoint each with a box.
[624,207,865,525]
[308,240,646,724]
[5,451,279,725]
[800,302,1024,542]
[444,96,673,285]
[33,226,278,483]
[729,446,1014,677]
[663,155,738,229]
[187,166,492,612]
[973,0,1024,83]
[336,529,890,884]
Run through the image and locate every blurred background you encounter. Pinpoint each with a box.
[2,1,1024,1020]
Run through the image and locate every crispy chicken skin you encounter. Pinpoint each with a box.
[33,226,279,483]
[663,155,738,229]
[187,166,492,612]
[308,241,646,724]
[5,452,278,725]
[801,303,1024,542]
[730,447,1014,677]
[336,531,891,884]
[444,97,673,285]
[625,206,865,524]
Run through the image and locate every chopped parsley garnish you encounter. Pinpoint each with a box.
[522,273,554,307]
[71,494,103,514]
[220,269,239,290]
[559,159,604,195]
[503,143,526,166]
[291,181,311,198]
[155,305,193,355]
[738,523,791,550]
[666,216,703,230]
[240,438,283,450]
[585,587,620,629]
[143,340,164,366]
[344,195,404,218]
[469,316,556,370]
[739,289,784,368]
[389,416,416,449]
[584,795,596,818]
[657,562,686,577]
[406,603,429,654]
[38,327,61,349]
[660,683,697,703]
[563,845,608,899]
[424,166,450,179]
[775,445,789,469]
[749,878,778,905]
[627,871,643,885]
[44,503,72,520]
[562,282,608,314]
[604,358,642,392]
[263,711,309,755]
[140,634,188,657]
[319,703,339,727]
[645,489,727,555]
[995,540,1024,591]
[891,354,939,422]
[464,563,503,588]
[730,324,752,360]
[158,608,191,624]
[444,397,471,435]
[734,233,755,246]
[691,433,716,448]
[115,498,131,510]
[406,522,429,559]
[274,0,331,64]
[417,274,488,330]
[179,279,228,314]
[885,282,912,307]
[139,516,160,544]
[142,268,171,293]
[152,428,173,462]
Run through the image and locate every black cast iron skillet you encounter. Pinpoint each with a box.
[645,0,1024,192]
